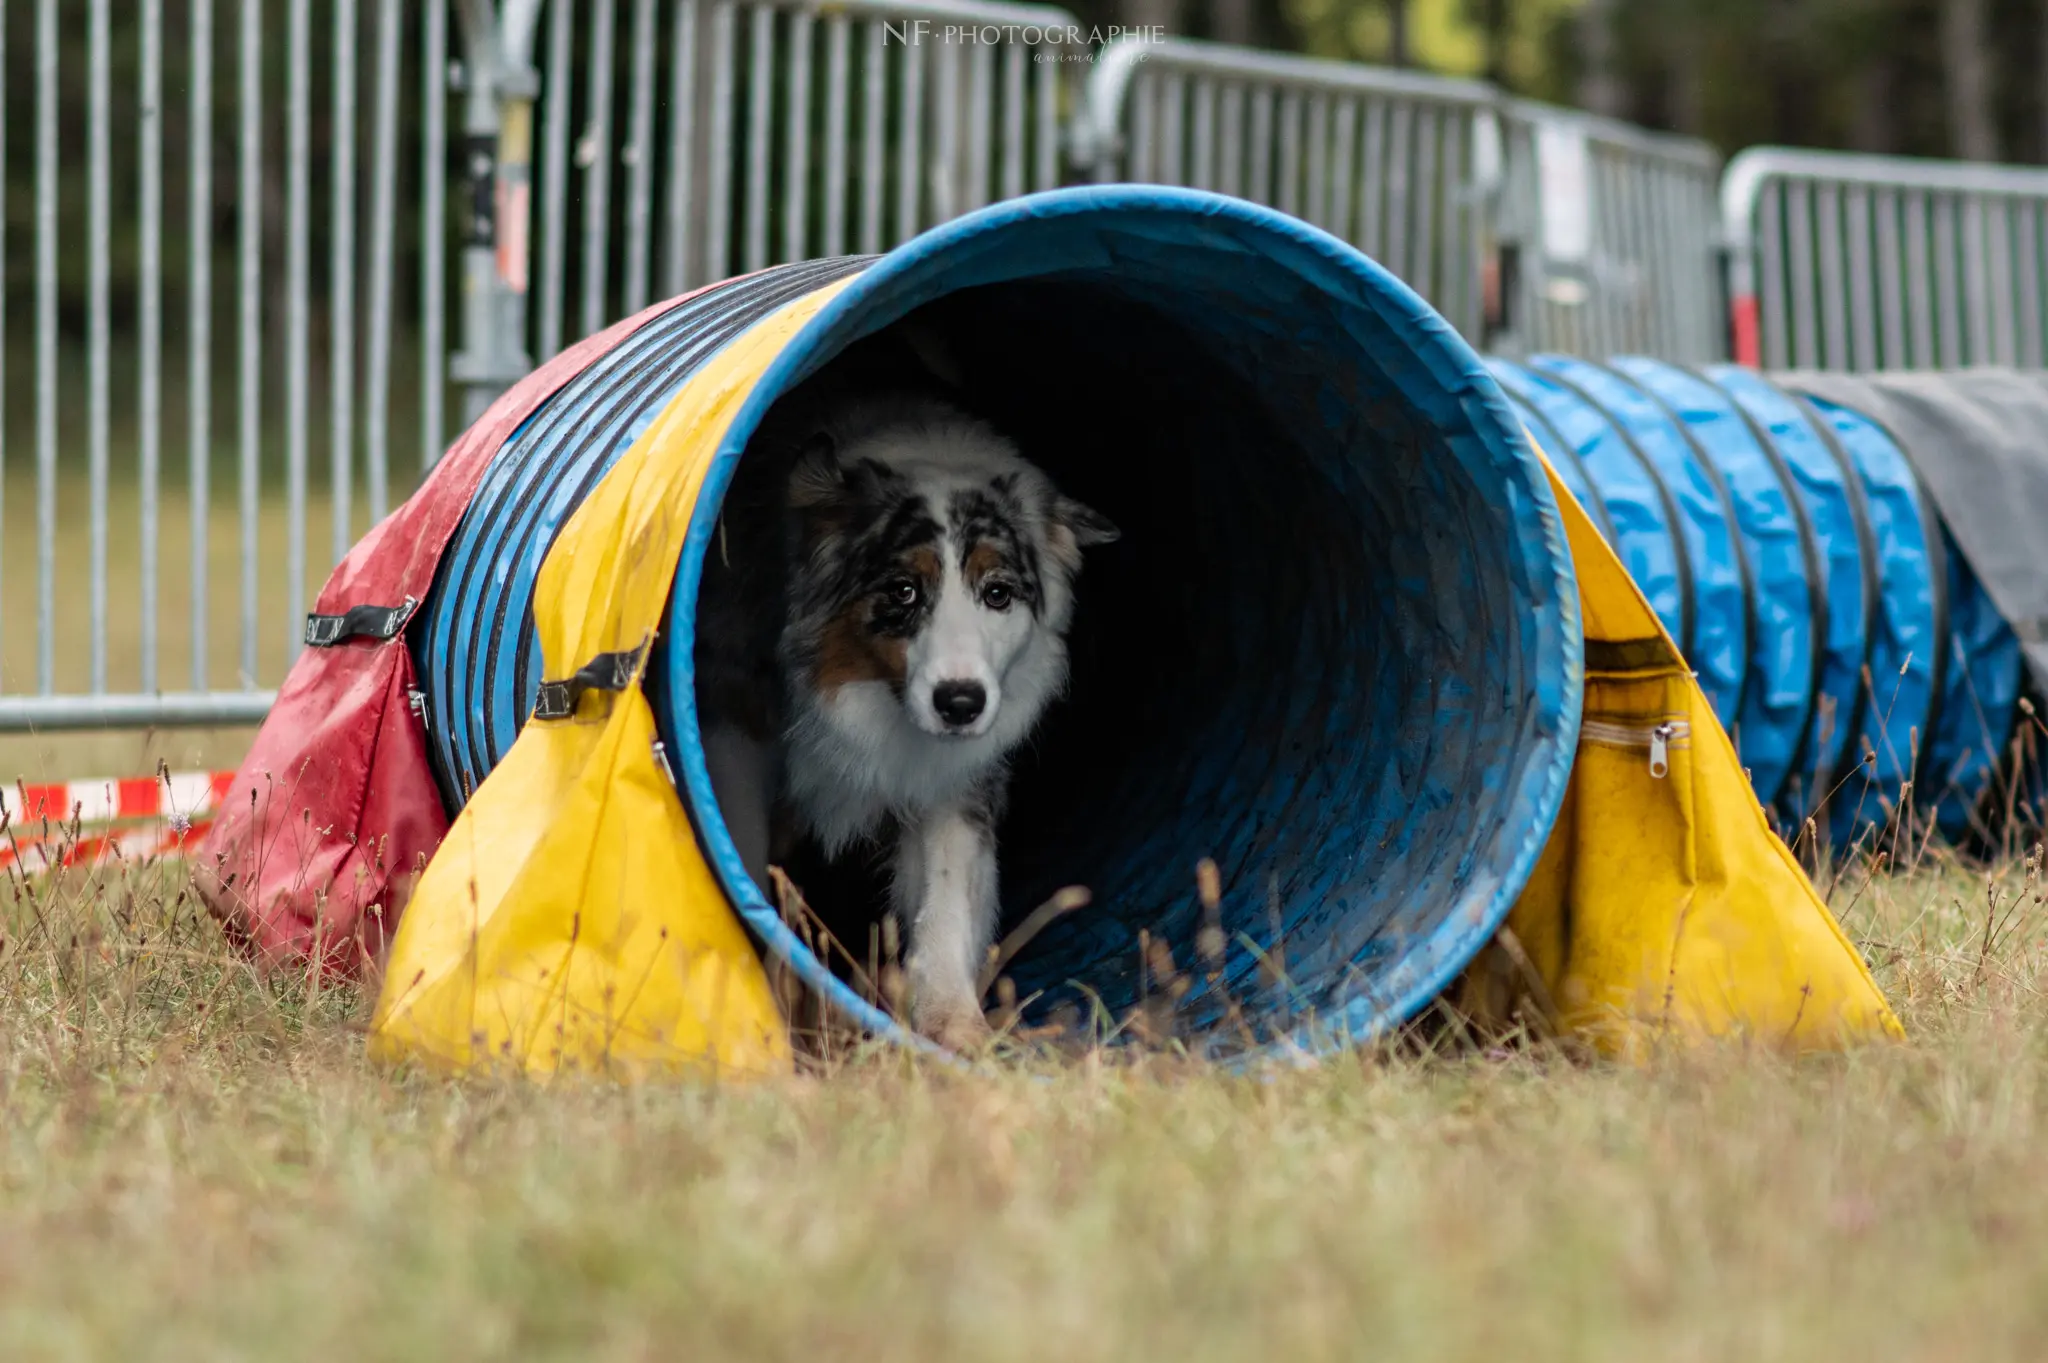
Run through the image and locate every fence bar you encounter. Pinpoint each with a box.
[0,692,279,732]
[858,20,883,254]
[743,3,771,271]
[88,0,111,693]
[1273,91,1301,218]
[1032,34,1055,191]
[0,0,7,666]
[1785,180,1816,368]
[1873,189,1904,368]
[1959,197,1989,363]
[34,0,54,696]
[966,39,992,212]
[1814,184,1845,367]
[1933,195,1962,364]
[1158,73,1184,188]
[895,30,923,244]
[1303,93,1327,228]
[188,0,212,691]
[1128,71,1153,182]
[2018,203,2044,369]
[1328,97,1356,241]
[286,0,312,667]
[823,14,850,256]
[1412,106,1438,301]
[663,0,700,292]
[237,0,261,687]
[1437,107,1465,335]
[705,1,734,280]
[1990,199,2023,360]
[1384,101,1411,277]
[622,0,658,313]
[1905,192,1934,367]
[1187,77,1215,192]
[365,0,400,522]
[932,37,960,222]
[1357,99,1383,257]
[140,0,164,693]
[1000,39,1023,202]
[582,0,619,334]
[1218,82,1243,198]
[422,0,447,465]
[331,0,358,564]
[784,8,814,263]
[538,0,573,358]
[1843,187,1875,370]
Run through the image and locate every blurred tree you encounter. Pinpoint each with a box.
[1941,0,1999,159]
[1263,0,2048,163]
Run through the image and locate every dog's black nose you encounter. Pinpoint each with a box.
[932,680,987,728]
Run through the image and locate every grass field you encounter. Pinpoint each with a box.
[0,467,2042,1358]
[2,840,2046,1361]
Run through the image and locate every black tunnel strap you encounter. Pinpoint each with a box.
[1585,636,1685,674]
[304,597,417,647]
[532,642,649,721]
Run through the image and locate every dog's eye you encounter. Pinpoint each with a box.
[980,581,1014,611]
[884,579,921,609]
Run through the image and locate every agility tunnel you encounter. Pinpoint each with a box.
[199,186,1899,1075]
[1488,358,2036,852]
[400,187,1585,1059]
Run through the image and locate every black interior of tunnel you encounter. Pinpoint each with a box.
[678,272,1479,1045]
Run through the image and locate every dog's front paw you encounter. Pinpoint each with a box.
[916,1002,995,1054]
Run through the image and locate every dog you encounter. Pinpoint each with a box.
[696,381,1117,1052]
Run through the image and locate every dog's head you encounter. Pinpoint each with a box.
[782,397,1118,750]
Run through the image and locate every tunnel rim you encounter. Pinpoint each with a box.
[660,185,1584,1058]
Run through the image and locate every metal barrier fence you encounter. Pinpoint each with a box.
[0,0,1075,733]
[1066,38,1725,361]
[14,5,2048,736]
[1494,98,1722,362]
[1723,147,2048,371]
[1069,37,1496,338]
[521,0,1072,376]
[2,0,455,730]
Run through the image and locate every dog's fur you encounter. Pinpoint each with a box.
[696,374,1116,1051]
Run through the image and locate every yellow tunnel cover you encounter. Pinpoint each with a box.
[1455,452,1904,1055]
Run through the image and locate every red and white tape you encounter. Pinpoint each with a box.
[1,770,236,873]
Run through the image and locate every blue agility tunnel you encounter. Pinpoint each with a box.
[1490,356,2026,849]
[408,187,1584,1054]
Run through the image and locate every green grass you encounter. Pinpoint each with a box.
[3,842,2048,1361]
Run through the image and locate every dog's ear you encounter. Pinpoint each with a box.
[1053,495,1120,549]
[787,430,844,509]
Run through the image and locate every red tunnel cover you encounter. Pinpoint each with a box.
[196,298,687,977]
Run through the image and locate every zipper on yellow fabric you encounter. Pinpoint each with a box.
[1579,717,1690,779]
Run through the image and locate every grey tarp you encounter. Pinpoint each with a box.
[1777,368,2048,695]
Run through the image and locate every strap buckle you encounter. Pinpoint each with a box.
[303,597,419,648]
[532,640,650,721]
